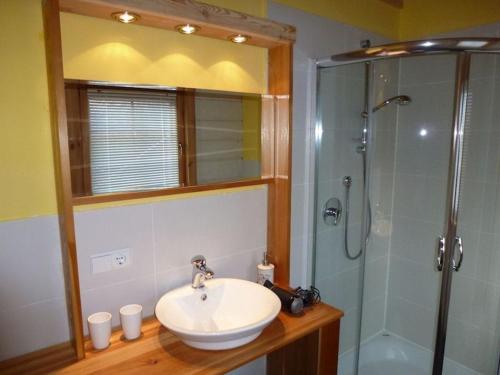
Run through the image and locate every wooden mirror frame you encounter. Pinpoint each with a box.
[42,0,294,360]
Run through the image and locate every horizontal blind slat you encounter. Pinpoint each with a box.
[87,88,180,194]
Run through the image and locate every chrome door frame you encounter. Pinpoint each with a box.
[432,51,470,375]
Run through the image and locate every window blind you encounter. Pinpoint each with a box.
[87,88,179,194]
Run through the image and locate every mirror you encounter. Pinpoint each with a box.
[64,80,263,197]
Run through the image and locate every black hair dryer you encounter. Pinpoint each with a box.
[264,280,304,315]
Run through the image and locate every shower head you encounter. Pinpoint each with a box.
[372,95,411,112]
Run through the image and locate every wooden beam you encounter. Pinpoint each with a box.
[176,88,197,187]
[72,178,272,206]
[260,95,275,179]
[183,89,197,186]
[268,318,341,375]
[0,342,76,375]
[176,88,188,186]
[42,0,296,365]
[318,320,341,374]
[379,0,404,9]
[0,304,342,374]
[59,0,296,48]
[267,331,319,375]
[42,0,85,359]
[0,303,340,374]
[267,44,293,286]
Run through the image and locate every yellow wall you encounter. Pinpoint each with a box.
[0,0,57,221]
[2,0,498,222]
[275,0,500,41]
[399,0,500,40]
[0,0,268,222]
[274,0,400,40]
[61,13,268,94]
[242,96,262,161]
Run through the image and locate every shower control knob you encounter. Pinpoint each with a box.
[323,197,342,226]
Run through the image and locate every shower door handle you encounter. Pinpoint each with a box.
[436,236,446,271]
[452,236,463,271]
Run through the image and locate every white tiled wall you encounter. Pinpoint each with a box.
[75,187,267,329]
[0,186,267,375]
[76,186,268,374]
[0,216,70,360]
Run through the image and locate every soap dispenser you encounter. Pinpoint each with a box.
[257,252,274,285]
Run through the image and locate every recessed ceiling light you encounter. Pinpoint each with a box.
[176,24,200,35]
[229,34,251,44]
[111,11,140,24]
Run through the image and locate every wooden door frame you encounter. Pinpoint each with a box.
[42,0,294,359]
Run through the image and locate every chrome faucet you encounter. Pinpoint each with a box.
[191,255,214,289]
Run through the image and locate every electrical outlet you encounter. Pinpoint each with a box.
[91,248,131,274]
[112,249,130,269]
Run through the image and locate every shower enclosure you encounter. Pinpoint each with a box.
[313,39,500,375]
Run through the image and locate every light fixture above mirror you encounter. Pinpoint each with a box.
[176,24,200,35]
[111,11,140,24]
[229,34,250,44]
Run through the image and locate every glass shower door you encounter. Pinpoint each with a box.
[358,54,458,375]
[443,53,500,375]
[314,61,367,372]
[315,54,459,374]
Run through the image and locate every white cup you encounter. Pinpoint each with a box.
[88,312,112,350]
[120,304,143,340]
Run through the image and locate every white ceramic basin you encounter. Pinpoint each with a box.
[155,278,281,350]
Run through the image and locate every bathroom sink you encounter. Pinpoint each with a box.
[155,278,281,350]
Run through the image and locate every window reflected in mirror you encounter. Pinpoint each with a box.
[65,81,262,197]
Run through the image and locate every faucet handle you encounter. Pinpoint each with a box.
[191,255,206,268]
[204,267,215,279]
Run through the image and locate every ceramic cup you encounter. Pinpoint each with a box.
[88,312,112,350]
[120,304,143,340]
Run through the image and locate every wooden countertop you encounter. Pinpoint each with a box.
[56,303,343,374]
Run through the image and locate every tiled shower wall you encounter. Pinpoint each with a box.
[312,37,500,375]
[310,19,500,371]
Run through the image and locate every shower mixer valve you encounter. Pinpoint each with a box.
[323,197,342,226]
